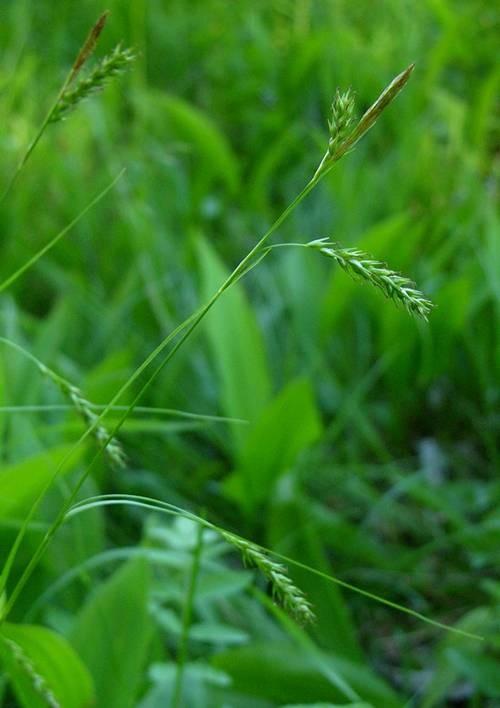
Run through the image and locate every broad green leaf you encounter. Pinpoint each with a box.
[196,568,253,600]
[422,606,500,707]
[424,275,472,375]
[0,622,94,708]
[70,558,153,708]
[32,300,75,380]
[139,661,231,708]
[47,477,105,602]
[189,622,248,645]
[0,445,84,519]
[197,235,272,450]
[163,94,239,192]
[153,613,248,645]
[446,648,500,697]
[82,348,133,405]
[213,643,403,707]
[225,378,322,510]
[282,704,373,708]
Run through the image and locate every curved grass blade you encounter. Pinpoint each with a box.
[0,404,247,425]
[64,494,484,641]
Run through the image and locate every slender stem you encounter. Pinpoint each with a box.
[172,522,204,708]
[0,404,247,424]
[0,171,124,293]
[0,74,73,205]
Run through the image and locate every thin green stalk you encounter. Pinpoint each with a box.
[0,404,247,425]
[0,81,71,205]
[172,522,204,708]
[0,170,124,293]
[63,494,484,641]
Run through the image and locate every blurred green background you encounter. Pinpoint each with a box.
[0,0,499,706]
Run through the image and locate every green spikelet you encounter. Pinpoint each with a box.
[308,238,435,320]
[50,45,135,124]
[328,88,356,158]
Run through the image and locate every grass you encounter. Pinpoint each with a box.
[0,1,498,706]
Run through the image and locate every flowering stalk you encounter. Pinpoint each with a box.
[307,238,434,320]
[221,532,315,625]
[50,45,135,124]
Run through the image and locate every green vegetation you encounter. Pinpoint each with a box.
[0,1,498,706]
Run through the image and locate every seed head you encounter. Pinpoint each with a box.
[51,45,135,125]
[307,238,435,320]
[328,88,356,157]
[222,532,315,624]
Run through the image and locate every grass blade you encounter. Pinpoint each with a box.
[0,170,124,293]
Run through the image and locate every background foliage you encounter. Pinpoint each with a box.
[0,0,498,706]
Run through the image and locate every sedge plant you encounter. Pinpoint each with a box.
[3,16,479,660]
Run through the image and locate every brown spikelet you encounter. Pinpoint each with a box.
[69,11,110,83]
[346,63,415,148]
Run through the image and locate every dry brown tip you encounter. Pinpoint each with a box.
[70,10,111,81]
[346,63,416,146]
[394,62,415,88]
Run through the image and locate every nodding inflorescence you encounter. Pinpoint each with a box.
[221,532,315,625]
[307,238,435,320]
